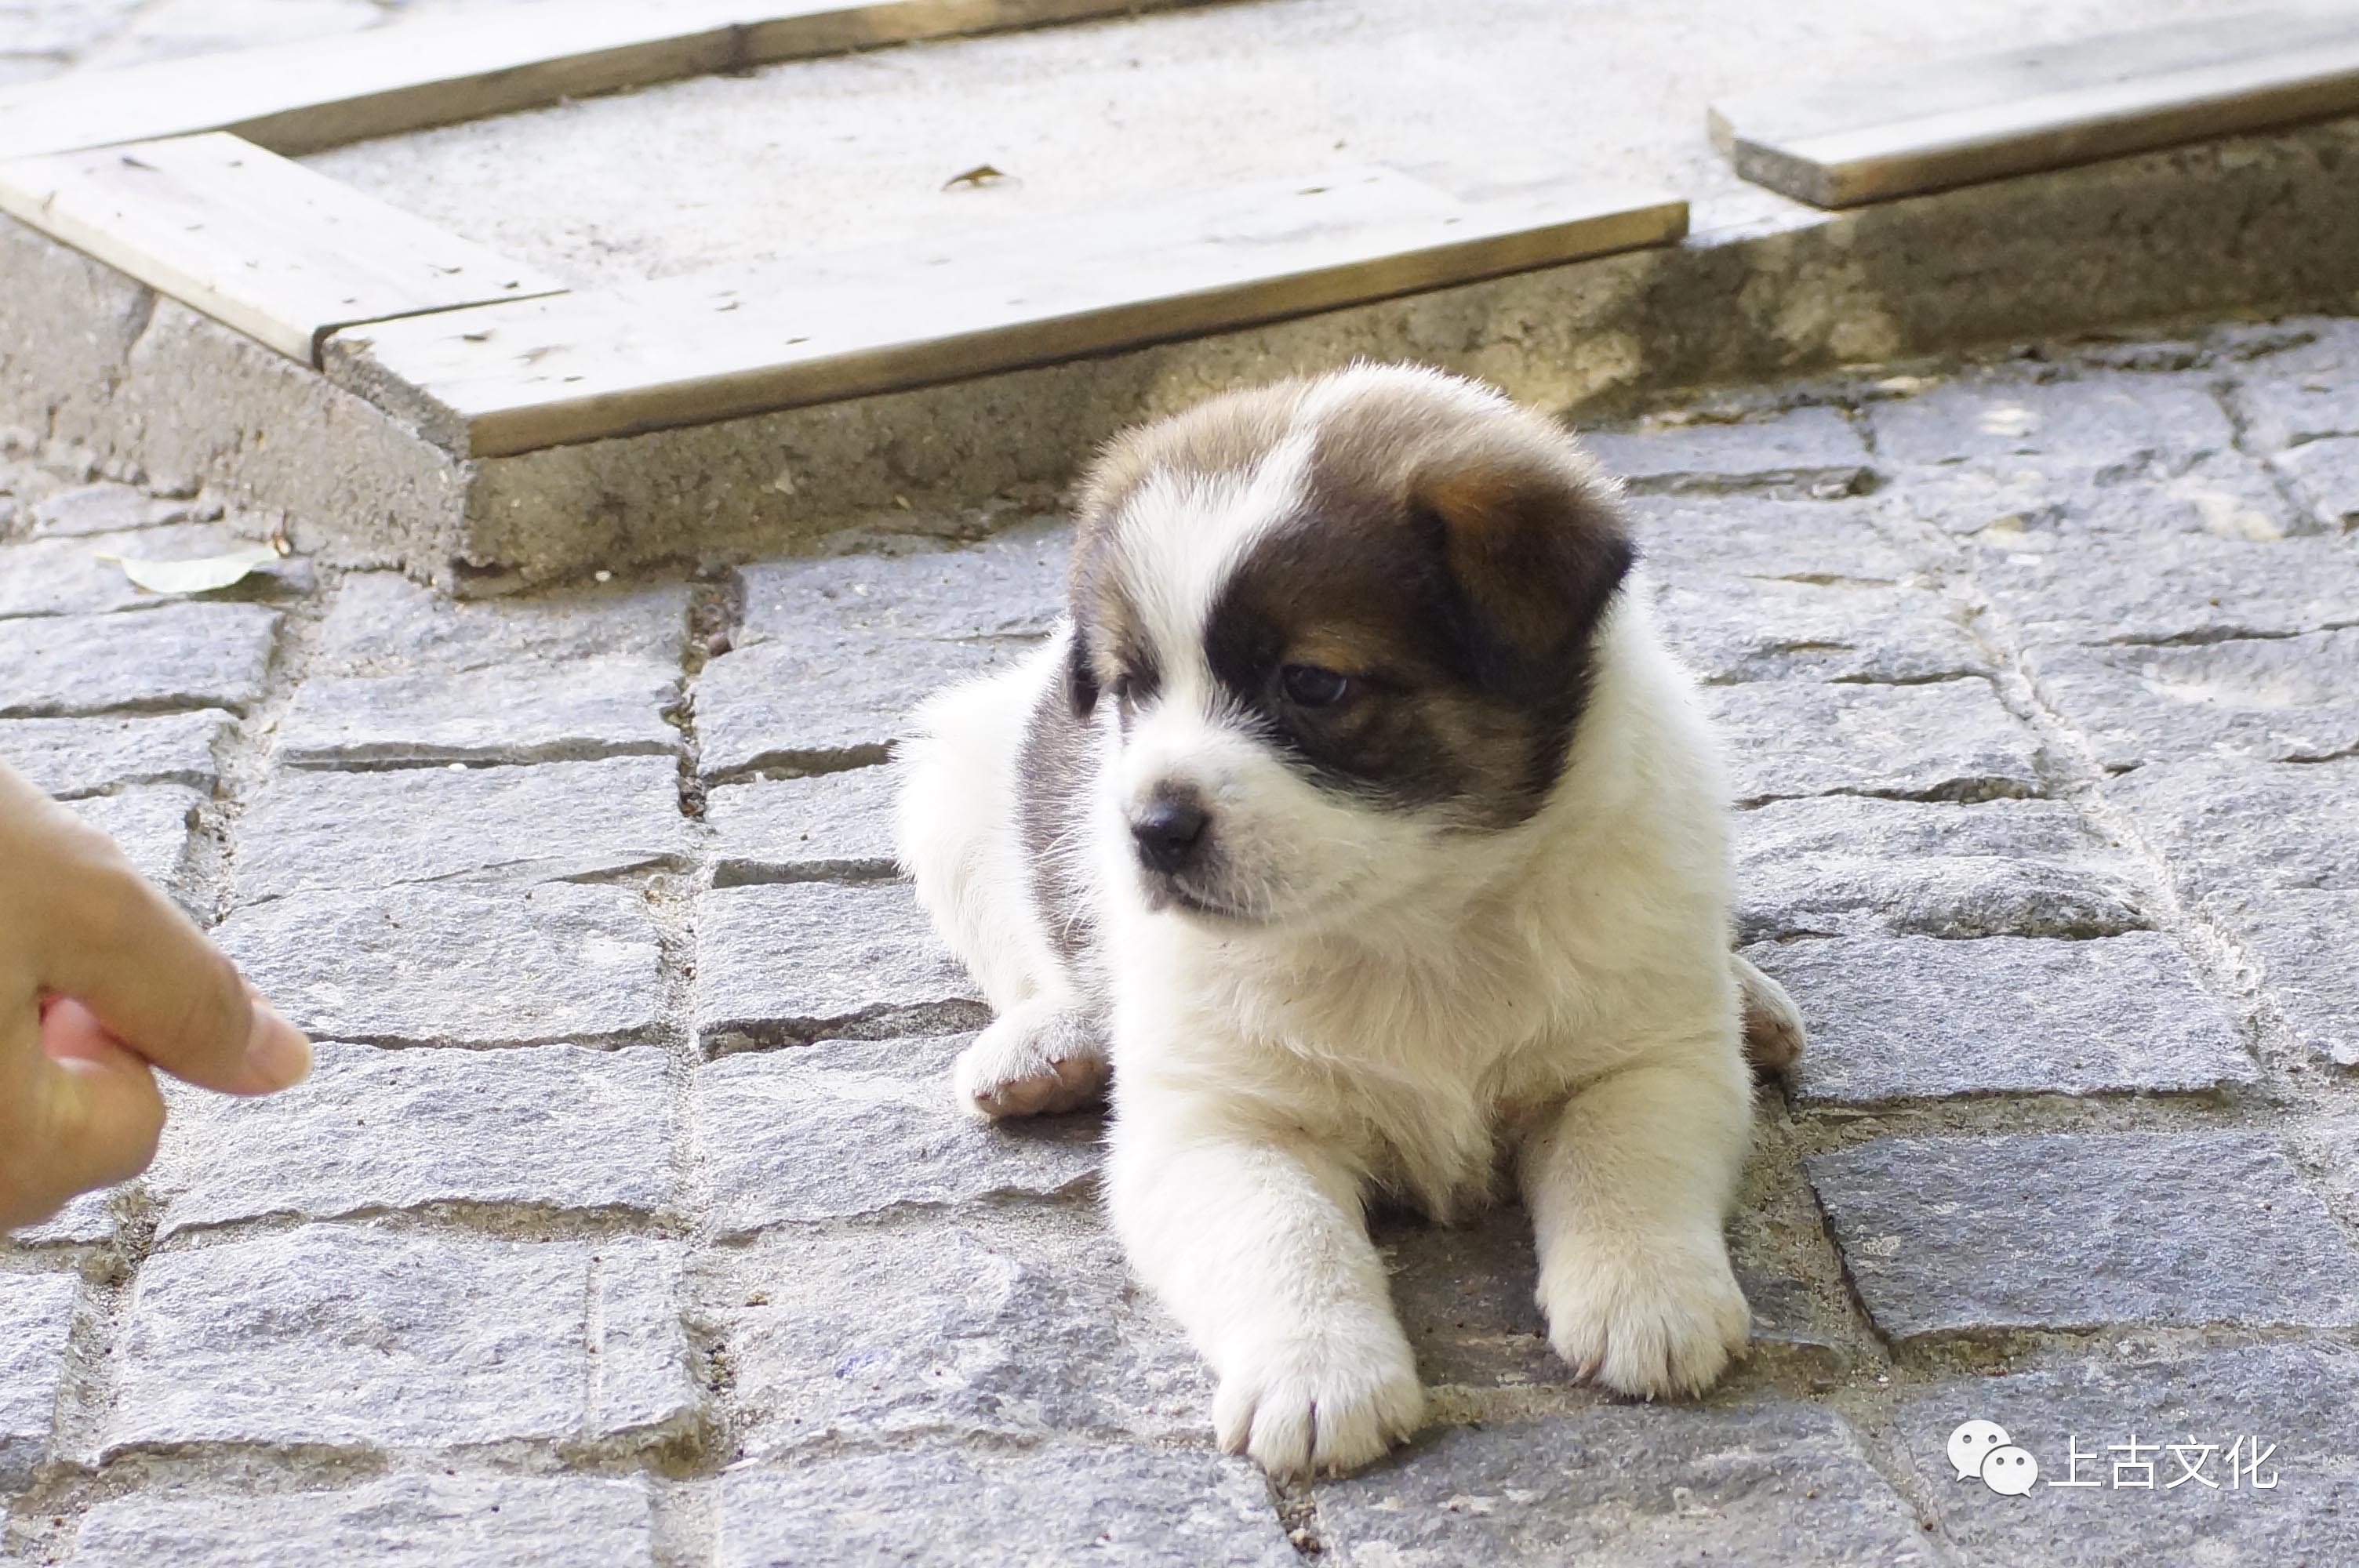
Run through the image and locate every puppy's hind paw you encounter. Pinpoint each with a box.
[953,1002,1110,1120]
[1212,1321,1425,1479]
[1735,953,1805,1077]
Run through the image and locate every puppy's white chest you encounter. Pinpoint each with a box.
[1134,935,1574,1215]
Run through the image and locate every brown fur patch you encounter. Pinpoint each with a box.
[1304,375,1634,685]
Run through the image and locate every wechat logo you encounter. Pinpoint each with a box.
[1949,1420,2040,1496]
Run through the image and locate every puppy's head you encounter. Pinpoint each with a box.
[1066,365,1634,931]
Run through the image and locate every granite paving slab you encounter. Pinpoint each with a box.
[706,1214,1202,1455]
[1747,932,2254,1105]
[0,523,306,619]
[66,781,205,903]
[693,633,1012,782]
[1732,795,2146,942]
[1705,678,2044,805]
[693,880,987,1053]
[1651,572,1987,686]
[1582,405,1873,497]
[277,661,684,769]
[716,1446,1290,1568]
[1870,371,2237,476]
[214,884,664,1047]
[1805,1132,2359,1341]
[150,1042,679,1236]
[2209,891,2359,1067]
[0,709,231,798]
[1317,1405,1932,1567]
[1896,1343,2359,1566]
[698,1034,1099,1233]
[0,603,279,716]
[68,1475,660,1568]
[104,1227,695,1454]
[2269,433,2359,529]
[2107,758,2359,901]
[2026,628,2359,771]
[707,764,900,885]
[233,755,691,902]
[0,1272,78,1489]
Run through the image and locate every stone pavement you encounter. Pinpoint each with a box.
[4,314,2359,1566]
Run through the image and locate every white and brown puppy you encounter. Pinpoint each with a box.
[896,364,1801,1478]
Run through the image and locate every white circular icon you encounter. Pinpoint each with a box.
[1980,1444,2040,1496]
[1946,1419,2012,1481]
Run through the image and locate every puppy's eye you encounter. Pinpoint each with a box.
[1110,672,1135,701]
[1279,663,1352,708]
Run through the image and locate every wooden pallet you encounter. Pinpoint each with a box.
[1711,6,2359,209]
[0,0,1687,458]
[0,135,567,361]
[333,170,1684,458]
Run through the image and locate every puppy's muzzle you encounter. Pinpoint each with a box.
[1129,791,1210,876]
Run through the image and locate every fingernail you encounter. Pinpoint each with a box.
[244,1002,312,1090]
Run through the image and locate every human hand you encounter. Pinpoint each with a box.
[1,762,311,1230]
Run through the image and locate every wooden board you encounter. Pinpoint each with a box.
[329,169,1687,459]
[0,0,1212,162]
[1710,7,2359,209]
[0,133,565,364]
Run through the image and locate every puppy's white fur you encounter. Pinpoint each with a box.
[898,366,1753,1477]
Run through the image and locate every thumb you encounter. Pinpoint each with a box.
[0,1000,166,1231]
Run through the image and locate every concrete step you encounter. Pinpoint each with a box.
[3,0,2357,590]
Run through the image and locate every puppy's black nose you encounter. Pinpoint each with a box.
[1130,797,1210,873]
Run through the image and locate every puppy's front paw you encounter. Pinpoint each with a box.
[1538,1232,1750,1399]
[953,1005,1109,1120]
[1212,1319,1424,1479]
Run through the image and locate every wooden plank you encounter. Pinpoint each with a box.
[0,133,565,364]
[1710,7,2359,209]
[329,169,1686,459]
[0,0,1214,162]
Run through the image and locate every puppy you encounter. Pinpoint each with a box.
[896,365,1798,1477]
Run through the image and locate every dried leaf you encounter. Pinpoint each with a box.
[96,542,282,596]
[942,163,1009,191]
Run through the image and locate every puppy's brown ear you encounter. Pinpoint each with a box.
[1414,455,1635,695]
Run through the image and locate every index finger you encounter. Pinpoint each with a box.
[0,765,310,1096]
